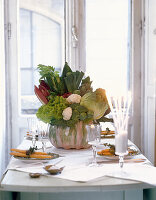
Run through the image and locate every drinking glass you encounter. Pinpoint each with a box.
[38,121,49,152]
[27,117,39,148]
[86,124,101,166]
[107,93,132,168]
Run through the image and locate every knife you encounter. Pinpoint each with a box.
[97,158,146,164]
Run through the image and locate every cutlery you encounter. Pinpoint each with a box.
[97,158,146,164]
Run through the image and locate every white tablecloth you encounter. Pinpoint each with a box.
[7,139,156,185]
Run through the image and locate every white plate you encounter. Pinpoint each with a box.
[13,153,59,163]
[97,144,140,160]
[101,154,134,160]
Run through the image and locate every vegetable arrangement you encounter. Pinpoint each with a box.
[35,62,112,128]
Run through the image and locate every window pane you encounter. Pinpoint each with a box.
[19,0,64,115]
[21,70,32,95]
[85,0,131,94]
[20,9,31,68]
[32,12,62,69]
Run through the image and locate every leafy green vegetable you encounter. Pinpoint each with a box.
[61,62,72,78]
[80,88,110,120]
[61,62,72,93]
[95,116,113,124]
[64,71,84,93]
[37,64,65,95]
[35,62,110,128]
[79,76,93,96]
[36,96,68,123]
[61,63,85,94]
[26,146,38,156]
[37,64,59,79]
[79,113,87,121]
[50,103,94,128]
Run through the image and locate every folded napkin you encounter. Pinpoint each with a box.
[55,162,155,184]
[107,163,156,186]
[56,164,118,182]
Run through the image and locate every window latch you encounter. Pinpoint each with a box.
[140,17,145,36]
[72,26,78,48]
[8,22,11,39]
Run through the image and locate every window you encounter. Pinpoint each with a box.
[19,0,64,114]
[85,0,131,94]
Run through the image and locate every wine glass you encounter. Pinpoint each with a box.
[38,121,49,152]
[27,117,39,148]
[107,93,132,169]
[86,124,101,166]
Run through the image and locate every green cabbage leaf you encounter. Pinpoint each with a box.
[36,96,68,123]
[80,88,110,120]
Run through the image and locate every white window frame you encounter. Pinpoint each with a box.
[131,0,156,164]
[65,0,86,72]
[143,0,156,164]
[130,0,144,150]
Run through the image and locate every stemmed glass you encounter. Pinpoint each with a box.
[27,117,39,148]
[38,121,49,152]
[86,124,101,166]
[107,93,132,169]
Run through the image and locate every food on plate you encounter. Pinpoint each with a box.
[97,143,139,156]
[11,148,47,155]
[10,146,53,159]
[10,152,53,159]
[97,149,113,156]
[100,128,115,138]
[101,128,115,135]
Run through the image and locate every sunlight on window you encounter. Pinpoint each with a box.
[85,0,130,95]
[19,0,64,114]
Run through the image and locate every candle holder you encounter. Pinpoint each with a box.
[115,130,128,168]
[107,93,132,169]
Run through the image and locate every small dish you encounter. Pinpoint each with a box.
[29,173,41,178]
[44,165,64,175]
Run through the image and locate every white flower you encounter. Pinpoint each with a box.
[62,107,72,120]
[66,94,81,104]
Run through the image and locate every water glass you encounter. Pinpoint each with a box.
[27,117,39,147]
[86,124,101,166]
[38,121,49,152]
